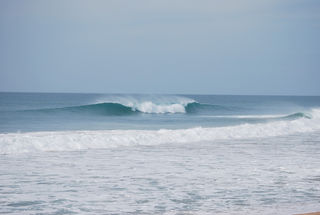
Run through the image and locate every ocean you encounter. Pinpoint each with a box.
[0,92,320,214]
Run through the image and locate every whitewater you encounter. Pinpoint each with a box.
[1,108,320,154]
[1,93,320,214]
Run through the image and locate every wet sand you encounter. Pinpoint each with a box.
[297,212,320,215]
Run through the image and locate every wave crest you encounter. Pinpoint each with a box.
[28,96,198,115]
[125,101,187,114]
[96,96,195,114]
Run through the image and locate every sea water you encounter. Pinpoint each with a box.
[0,92,320,214]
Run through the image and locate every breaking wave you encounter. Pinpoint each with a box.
[1,108,320,154]
[26,96,197,115]
[31,102,194,115]
[95,95,195,114]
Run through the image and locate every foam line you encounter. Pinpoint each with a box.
[1,108,320,154]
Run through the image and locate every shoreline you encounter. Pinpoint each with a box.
[297,212,320,215]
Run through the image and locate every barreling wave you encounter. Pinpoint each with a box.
[1,108,320,154]
[27,101,234,115]
[19,95,197,115]
[31,102,192,115]
[95,95,195,114]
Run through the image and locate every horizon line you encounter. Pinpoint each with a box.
[0,90,319,97]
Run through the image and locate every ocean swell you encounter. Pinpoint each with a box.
[28,101,313,119]
[31,102,193,115]
[27,96,197,115]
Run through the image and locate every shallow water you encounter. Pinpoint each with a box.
[1,132,320,214]
[1,93,320,214]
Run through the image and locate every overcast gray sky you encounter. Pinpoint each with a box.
[0,0,319,95]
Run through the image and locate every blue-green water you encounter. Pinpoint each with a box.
[1,92,319,133]
[1,93,320,214]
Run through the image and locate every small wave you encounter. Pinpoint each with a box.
[199,112,310,120]
[282,112,311,120]
[1,108,320,154]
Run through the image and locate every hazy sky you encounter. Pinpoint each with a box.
[0,0,319,95]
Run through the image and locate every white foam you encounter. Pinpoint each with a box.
[95,95,194,114]
[200,114,287,119]
[1,108,320,154]
[129,101,187,114]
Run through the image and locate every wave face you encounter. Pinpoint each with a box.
[38,101,229,115]
[30,96,196,115]
[49,103,137,116]
[1,108,320,154]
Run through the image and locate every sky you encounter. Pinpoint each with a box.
[0,0,319,95]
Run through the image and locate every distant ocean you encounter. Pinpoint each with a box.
[1,92,320,214]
